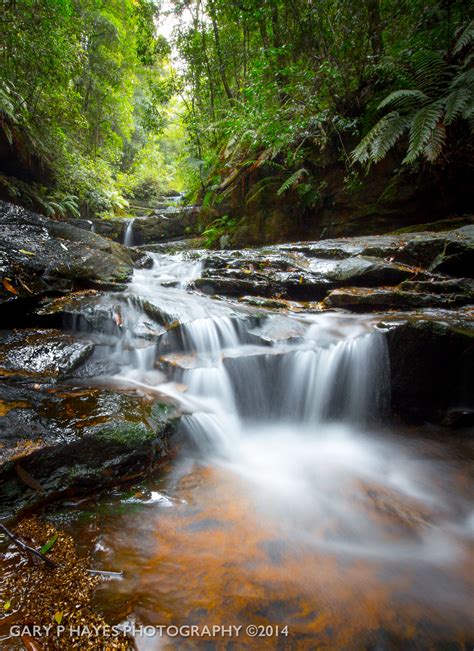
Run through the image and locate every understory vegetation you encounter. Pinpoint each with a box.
[0,0,185,218]
[172,1,472,217]
[0,1,472,226]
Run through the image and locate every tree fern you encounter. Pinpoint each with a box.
[453,20,474,55]
[353,19,473,167]
[403,102,445,163]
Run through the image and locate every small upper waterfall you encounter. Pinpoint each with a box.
[123,218,135,246]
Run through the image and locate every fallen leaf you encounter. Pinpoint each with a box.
[40,534,58,555]
[21,636,43,651]
[53,611,63,625]
[19,278,34,293]
[2,279,18,295]
[15,464,46,495]
[18,249,35,256]
[3,601,11,611]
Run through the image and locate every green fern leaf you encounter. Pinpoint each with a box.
[422,123,447,162]
[378,89,428,111]
[444,87,472,124]
[245,176,279,205]
[453,20,474,55]
[352,112,409,164]
[404,102,444,164]
[450,67,474,89]
[277,168,308,196]
[412,51,449,95]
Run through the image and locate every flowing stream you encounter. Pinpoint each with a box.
[59,252,473,649]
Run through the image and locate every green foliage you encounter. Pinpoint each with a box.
[170,0,471,210]
[353,22,473,166]
[202,215,238,248]
[277,169,308,196]
[0,0,182,217]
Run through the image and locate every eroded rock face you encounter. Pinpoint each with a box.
[382,312,474,424]
[191,226,474,305]
[0,201,142,305]
[75,205,201,246]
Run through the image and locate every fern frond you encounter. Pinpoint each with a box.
[443,87,472,124]
[352,112,409,164]
[277,168,308,195]
[450,67,474,89]
[245,176,279,205]
[378,89,428,111]
[422,123,446,162]
[403,102,444,163]
[453,20,474,55]
[412,51,449,94]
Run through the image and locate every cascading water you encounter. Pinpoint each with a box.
[64,251,473,648]
[123,217,135,246]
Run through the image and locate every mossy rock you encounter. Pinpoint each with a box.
[0,391,179,520]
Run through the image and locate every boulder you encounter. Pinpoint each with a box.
[382,312,474,423]
[0,329,94,380]
[0,201,140,306]
[0,382,179,519]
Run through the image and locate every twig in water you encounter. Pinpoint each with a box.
[0,524,57,568]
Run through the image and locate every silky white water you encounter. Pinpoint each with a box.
[84,252,472,569]
[123,218,135,247]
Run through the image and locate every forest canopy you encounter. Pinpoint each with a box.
[0,0,183,218]
[0,0,472,220]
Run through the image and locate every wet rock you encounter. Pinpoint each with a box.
[37,292,168,341]
[323,287,472,311]
[0,329,94,379]
[0,201,137,305]
[0,383,179,519]
[277,225,474,273]
[196,251,418,301]
[192,226,474,308]
[248,315,307,343]
[383,314,474,423]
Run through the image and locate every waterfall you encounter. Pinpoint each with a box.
[68,250,472,569]
[123,218,135,246]
[175,320,390,457]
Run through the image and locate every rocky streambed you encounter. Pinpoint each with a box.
[0,200,473,649]
[0,200,473,520]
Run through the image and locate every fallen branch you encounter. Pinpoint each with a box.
[86,568,123,577]
[0,525,123,577]
[0,524,57,568]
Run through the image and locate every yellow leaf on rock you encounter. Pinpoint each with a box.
[2,279,18,294]
[19,249,35,256]
[3,601,11,611]
[54,611,63,625]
